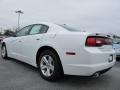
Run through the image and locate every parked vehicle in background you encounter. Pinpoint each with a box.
[0,35,6,43]
[0,36,3,42]
[113,43,120,59]
[1,22,116,81]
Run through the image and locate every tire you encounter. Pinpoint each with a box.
[1,44,8,59]
[38,50,63,81]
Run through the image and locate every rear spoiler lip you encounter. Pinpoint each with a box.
[88,33,111,38]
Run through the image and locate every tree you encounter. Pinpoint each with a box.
[4,29,15,36]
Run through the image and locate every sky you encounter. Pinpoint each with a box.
[0,0,120,35]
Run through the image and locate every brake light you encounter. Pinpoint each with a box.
[85,36,112,47]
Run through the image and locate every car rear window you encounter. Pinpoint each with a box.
[58,24,81,32]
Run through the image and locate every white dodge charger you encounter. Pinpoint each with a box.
[1,22,116,81]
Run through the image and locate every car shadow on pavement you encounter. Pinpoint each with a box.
[116,57,120,61]
[5,58,39,73]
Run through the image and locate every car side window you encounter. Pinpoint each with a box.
[16,25,32,37]
[29,25,42,35]
[40,25,49,33]
[29,24,49,35]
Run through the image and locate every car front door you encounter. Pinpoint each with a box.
[10,25,32,60]
[18,24,49,65]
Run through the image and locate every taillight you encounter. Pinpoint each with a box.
[85,36,112,47]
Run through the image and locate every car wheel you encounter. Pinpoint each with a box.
[1,44,8,59]
[38,50,63,81]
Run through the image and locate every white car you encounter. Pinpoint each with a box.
[1,22,116,81]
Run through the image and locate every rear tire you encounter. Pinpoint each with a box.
[1,44,8,59]
[38,50,63,81]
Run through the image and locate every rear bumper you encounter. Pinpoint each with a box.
[85,61,115,76]
[63,49,116,76]
[64,60,115,76]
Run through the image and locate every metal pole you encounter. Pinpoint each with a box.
[15,10,23,31]
[18,13,20,30]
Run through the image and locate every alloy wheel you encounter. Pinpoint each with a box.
[40,55,54,77]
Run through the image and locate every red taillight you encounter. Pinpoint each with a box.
[85,36,112,47]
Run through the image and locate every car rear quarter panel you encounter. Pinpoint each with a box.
[52,32,89,70]
[52,32,115,75]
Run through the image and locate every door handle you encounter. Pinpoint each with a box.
[36,38,40,40]
[18,40,22,42]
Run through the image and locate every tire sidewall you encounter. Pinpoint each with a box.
[1,44,7,59]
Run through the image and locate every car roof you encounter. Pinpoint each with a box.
[21,22,69,33]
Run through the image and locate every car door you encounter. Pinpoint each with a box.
[18,24,49,65]
[10,25,33,60]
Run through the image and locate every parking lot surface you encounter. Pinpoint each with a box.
[0,51,120,90]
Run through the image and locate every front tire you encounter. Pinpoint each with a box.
[1,44,8,59]
[38,50,63,81]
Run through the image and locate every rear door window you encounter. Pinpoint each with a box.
[29,24,49,35]
[29,25,42,35]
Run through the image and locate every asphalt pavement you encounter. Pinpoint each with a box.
[0,51,120,90]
